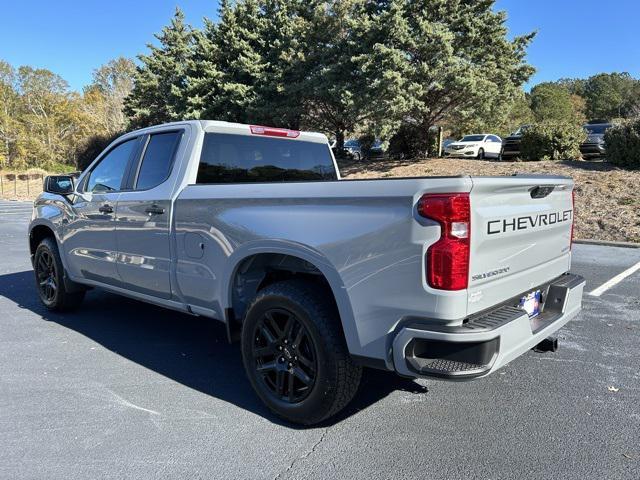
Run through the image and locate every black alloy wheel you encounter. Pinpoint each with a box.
[36,248,58,303]
[33,237,85,311]
[241,279,362,425]
[252,308,318,403]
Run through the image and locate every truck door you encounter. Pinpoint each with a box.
[64,137,140,287]
[114,130,184,299]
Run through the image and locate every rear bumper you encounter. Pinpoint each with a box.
[391,273,585,380]
[580,143,606,156]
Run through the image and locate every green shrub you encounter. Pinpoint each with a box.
[387,123,429,159]
[604,119,640,169]
[519,122,585,161]
[357,134,377,159]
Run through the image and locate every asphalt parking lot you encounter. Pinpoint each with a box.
[0,200,638,479]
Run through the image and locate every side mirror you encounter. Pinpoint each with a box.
[44,175,75,195]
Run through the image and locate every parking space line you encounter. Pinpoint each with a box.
[589,260,640,297]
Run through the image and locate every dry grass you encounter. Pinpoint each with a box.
[0,171,47,201]
[340,157,640,243]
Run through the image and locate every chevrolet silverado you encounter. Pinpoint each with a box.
[29,120,585,424]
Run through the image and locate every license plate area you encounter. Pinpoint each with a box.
[519,290,541,318]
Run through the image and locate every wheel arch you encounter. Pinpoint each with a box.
[29,222,58,258]
[222,241,357,351]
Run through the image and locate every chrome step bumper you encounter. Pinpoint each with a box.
[392,273,585,379]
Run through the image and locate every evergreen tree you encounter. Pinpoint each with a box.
[249,0,306,128]
[125,8,194,128]
[187,0,263,123]
[359,0,536,149]
[296,0,387,150]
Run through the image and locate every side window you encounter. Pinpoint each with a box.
[196,133,337,184]
[86,139,137,193]
[135,131,182,190]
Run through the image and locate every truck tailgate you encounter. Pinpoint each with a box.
[467,176,574,315]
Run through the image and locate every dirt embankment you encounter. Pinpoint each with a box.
[340,157,640,244]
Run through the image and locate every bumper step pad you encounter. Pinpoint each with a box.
[407,357,489,377]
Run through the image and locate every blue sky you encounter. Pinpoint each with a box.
[1,0,639,92]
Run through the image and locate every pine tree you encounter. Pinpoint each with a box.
[295,0,386,150]
[187,0,264,123]
[124,8,195,128]
[248,0,306,128]
[359,0,536,149]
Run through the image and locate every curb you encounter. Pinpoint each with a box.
[574,239,640,249]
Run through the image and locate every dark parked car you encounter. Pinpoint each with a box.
[331,139,384,161]
[580,123,612,158]
[345,139,385,159]
[344,139,363,160]
[499,125,531,160]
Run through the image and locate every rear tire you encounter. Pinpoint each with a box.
[33,237,85,311]
[241,279,362,425]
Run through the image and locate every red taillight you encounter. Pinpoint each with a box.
[250,125,300,138]
[570,189,575,250]
[418,193,471,291]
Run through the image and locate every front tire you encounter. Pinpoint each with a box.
[241,280,362,425]
[477,148,485,160]
[33,237,85,311]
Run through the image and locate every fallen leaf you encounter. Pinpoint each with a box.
[608,386,620,392]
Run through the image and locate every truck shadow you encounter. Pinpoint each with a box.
[0,270,427,428]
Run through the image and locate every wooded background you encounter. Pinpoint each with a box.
[1,0,639,172]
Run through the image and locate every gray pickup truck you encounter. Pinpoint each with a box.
[29,120,585,424]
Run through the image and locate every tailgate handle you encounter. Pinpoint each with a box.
[530,185,555,199]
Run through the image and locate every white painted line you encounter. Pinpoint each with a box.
[589,260,640,297]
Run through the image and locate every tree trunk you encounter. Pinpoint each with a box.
[335,129,345,152]
[421,123,432,158]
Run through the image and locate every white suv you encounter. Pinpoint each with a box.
[444,134,503,159]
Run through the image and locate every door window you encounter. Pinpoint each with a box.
[86,139,137,193]
[135,131,182,190]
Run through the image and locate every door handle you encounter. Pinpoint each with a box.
[99,204,114,214]
[145,204,165,215]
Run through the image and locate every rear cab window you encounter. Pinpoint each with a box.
[196,133,337,184]
[135,131,183,190]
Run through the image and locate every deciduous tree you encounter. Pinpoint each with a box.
[83,57,136,135]
[530,82,584,124]
[583,72,639,120]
